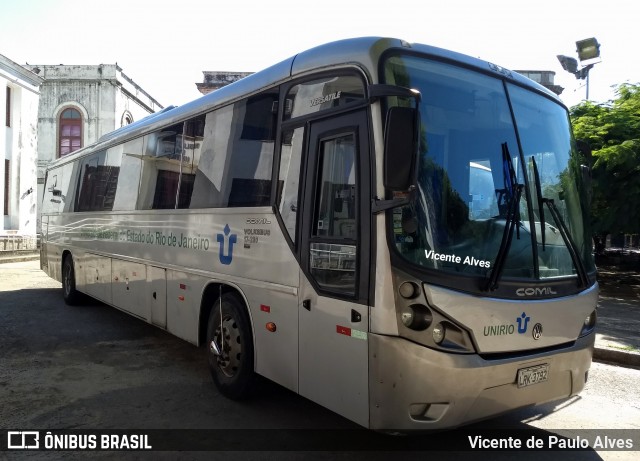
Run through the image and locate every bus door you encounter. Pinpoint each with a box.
[298,109,371,427]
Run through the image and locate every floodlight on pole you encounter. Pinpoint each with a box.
[576,38,601,62]
[556,37,601,100]
[557,55,578,74]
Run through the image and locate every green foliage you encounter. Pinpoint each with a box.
[570,84,640,236]
[591,140,640,234]
[571,83,640,150]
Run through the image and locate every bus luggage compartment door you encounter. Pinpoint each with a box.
[111,259,147,320]
[82,253,112,304]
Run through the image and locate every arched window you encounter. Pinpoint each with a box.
[121,111,134,127]
[59,108,82,157]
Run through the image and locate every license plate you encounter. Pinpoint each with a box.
[517,364,549,388]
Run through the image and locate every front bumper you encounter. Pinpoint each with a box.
[368,332,594,431]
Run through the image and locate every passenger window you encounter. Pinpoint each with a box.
[189,88,278,208]
[112,139,142,211]
[176,115,205,209]
[138,122,184,209]
[43,162,77,214]
[42,172,62,214]
[278,127,304,244]
[75,151,121,212]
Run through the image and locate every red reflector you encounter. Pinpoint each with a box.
[178,296,185,301]
[336,325,351,336]
[179,284,186,290]
[260,304,271,313]
[266,322,277,332]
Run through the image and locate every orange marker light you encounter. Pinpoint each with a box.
[266,322,277,332]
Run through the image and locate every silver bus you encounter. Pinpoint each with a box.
[40,37,598,431]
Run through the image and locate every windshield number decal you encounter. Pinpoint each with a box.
[425,250,491,268]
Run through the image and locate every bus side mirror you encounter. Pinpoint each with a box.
[384,106,418,191]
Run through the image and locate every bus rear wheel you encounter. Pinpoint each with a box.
[206,292,255,400]
[62,255,81,306]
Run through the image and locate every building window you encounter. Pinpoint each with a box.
[5,87,10,127]
[59,108,83,157]
[121,111,134,127]
[3,160,9,215]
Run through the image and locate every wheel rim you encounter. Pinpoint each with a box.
[214,314,242,378]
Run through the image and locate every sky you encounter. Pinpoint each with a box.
[1,0,638,109]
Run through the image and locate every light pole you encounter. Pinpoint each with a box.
[557,37,601,100]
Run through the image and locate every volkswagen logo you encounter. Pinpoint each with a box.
[532,323,543,340]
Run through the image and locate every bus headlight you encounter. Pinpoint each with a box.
[432,322,445,344]
[579,309,597,337]
[431,321,473,352]
[394,275,476,353]
[399,281,419,299]
[401,305,432,331]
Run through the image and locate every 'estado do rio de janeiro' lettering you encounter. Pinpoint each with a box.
[124,230,210,251]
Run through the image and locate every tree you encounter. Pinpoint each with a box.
[570,83,640,242]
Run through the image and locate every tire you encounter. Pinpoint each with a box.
[62,255,81,306]
[206,292,255,400]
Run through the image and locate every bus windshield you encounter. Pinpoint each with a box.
[383,55,595,289]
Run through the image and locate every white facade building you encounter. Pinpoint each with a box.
[22,64,163,231]
[1,53,43,248]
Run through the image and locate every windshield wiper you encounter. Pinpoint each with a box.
[530,157,588,287]
[543,199,589,288]
[485,143,523,291]
[530,157,546,251]
[531,156,589,287]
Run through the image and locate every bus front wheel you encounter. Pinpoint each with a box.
[206,292,255,400]
[62,255,81,306]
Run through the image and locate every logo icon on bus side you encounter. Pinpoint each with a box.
[216,224,237,265]
[516,312,531,334]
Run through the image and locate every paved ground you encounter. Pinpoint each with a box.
[594,266,640,367]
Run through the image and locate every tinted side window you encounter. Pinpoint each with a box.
[111,139,142,211]
[277,127,304,244]
[176,115,205,209]
[138,122,184,210]
[75,150,121,212]
[42,169,62,214]
[189,88,278,208]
